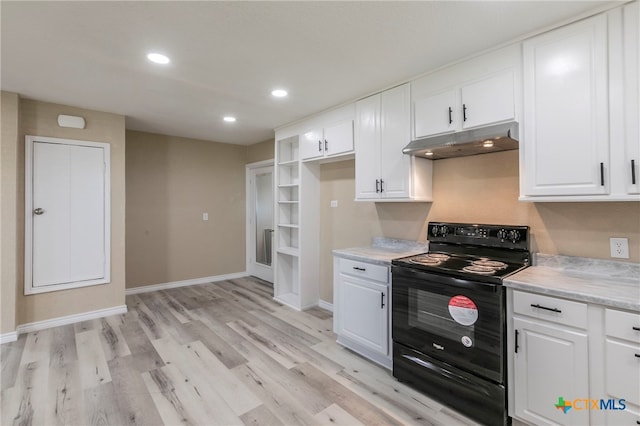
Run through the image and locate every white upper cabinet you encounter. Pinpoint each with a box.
[300,119,354,161]
[355,83,432,201]
[522,14,610,198]
[521,5,639,201]
[412,49,518,141]
[460,71,515,130]
[414,89,457,138]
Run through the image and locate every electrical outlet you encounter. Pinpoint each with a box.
[330,200,338,208]
[202,212,209,221]
[609,238,629,259]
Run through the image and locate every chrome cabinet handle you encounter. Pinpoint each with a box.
[33,208,45,215]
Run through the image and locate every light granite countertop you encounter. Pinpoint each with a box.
[504,254,640,312]
[332,237,428,266]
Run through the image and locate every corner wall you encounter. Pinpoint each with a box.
[14,98,127,325]
[125,130,247,288]
[1,92,20,334]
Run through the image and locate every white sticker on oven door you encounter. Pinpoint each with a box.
[448,295,478,326]
[461,336,473,347]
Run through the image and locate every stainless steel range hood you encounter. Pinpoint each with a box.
[402,121,519,160]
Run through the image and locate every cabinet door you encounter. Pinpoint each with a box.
[338,273,388,356]
[461,70,515,129]
[300,127,324,161]
[623,2,639,195]
[355,94,382,199]
[380,83,412,198]
[413,89,457,138]
[513,317,589,426]
[324,119,354,157]
[523,14,610,196]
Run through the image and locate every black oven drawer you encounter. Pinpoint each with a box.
[393,342,509,426]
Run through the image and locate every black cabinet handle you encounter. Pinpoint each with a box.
[633,326,640,331]
[318,140,322,152]
[448,107,453,124]
[463,104,468,122]
[375,179,380,193]
[531,303,562,313]
[325,139,328,152]
[635,353,640,358]
[352,266,366,271]
[381,292,385,309]
[600,162,605,186]
[380,179,384,192]
[632,159,636,185]
[515,329,519,354]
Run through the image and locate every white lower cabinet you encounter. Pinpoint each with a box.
[334,256,391,369]
[512,316,589,425]
[509,289,640,425]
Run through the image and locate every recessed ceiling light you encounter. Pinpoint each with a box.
[271,89,288,98]
[223,116,236,123]
[147,53,170,64]
[425,151,434,156]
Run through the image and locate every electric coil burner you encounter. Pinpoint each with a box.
[391,222,530,426]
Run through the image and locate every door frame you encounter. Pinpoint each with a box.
[24,135,111,295]
[245,159,274,282]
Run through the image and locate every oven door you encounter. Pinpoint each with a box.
[392,264,505,383]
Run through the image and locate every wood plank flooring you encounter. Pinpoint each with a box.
[1,277,477,426]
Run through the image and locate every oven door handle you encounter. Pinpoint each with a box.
[401,354,494,397]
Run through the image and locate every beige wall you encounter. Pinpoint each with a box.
[126,130,247,288]
[12,98,127,325]
[245,138,274,164]
[1,92,20,334]
[320,151,640,302]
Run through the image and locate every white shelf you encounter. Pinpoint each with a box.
[278,200,299,204]
[278,183,299,188]
[274,292,300,311]
[278,223,299,229]
[278,159,299,167]
[277,247,299,257]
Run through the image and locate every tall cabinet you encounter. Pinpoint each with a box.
[355,83,433,201]
[520,3,639,201]
[273,136,320,310]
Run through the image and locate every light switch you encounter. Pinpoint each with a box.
[330,200,338,208]
[203,212,209,221]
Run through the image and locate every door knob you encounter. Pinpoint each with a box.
[33,208,45,215]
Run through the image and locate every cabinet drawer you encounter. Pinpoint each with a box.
[339,258,389,283]
[606,308,640,343]
[513,291,587,329]
[605,338,640,407]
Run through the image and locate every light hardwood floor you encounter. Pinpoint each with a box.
[1,277,477,426]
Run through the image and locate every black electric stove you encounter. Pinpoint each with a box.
[391,222,530,426]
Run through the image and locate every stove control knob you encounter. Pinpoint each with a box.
[497,229,508,241]
[508,230,521,243]
[440,225,449,237]
[431,226,439,237]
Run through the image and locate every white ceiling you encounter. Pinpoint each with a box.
[1,1,617,145]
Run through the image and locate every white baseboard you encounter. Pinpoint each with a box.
[15,305,128,335]
[318,299,334,312]
[125,272,249,295]
[0,331,18,345]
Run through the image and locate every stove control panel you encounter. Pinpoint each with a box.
[428,222,529,250]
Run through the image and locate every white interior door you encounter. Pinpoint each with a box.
[246,162,274,283]
[25,136,110,294]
